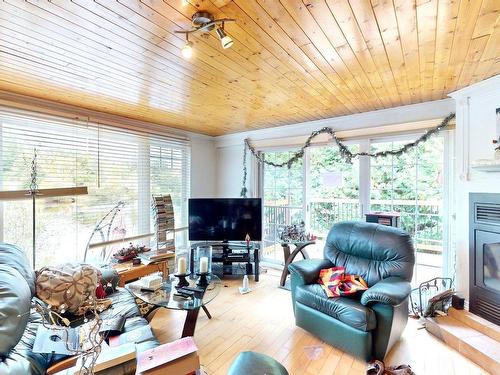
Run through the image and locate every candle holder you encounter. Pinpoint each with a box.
[176,252,189,275]
[194,245,212,274]
[174,272,191,288]
[196,272,209,288]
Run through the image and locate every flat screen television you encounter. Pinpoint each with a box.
[188,198,262,242]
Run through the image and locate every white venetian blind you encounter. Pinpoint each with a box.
[0,109,190,267]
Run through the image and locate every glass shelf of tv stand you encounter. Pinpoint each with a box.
[189,242,260,281]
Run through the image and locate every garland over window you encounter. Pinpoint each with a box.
[240,113,455,197]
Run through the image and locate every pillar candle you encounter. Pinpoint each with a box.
[199,257,209,273]
[177,257,187,274]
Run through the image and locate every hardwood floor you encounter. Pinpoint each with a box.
[149,272,490,375]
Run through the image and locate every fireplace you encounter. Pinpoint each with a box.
[469,193,500,325]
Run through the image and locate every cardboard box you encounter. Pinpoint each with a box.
[136,337,199,375]
[136,352,199,375]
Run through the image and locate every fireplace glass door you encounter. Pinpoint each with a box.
[477,231,500,293]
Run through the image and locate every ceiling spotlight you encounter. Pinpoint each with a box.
[174,11,236,55]
[181,41,193,58]
[181,34,193,59]
[216,25,234,49]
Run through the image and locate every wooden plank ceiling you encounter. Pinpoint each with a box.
[0,0,498,136]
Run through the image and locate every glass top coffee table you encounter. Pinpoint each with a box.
[126,274,222,337]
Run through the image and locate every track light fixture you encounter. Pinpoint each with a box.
[175,11,236,58]
[215,23,234,49]
[181,34,193,58]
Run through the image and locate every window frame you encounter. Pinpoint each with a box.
[0,109,191,267]
[256,130,454,278]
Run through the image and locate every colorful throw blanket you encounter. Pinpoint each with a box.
[318,266,368,298]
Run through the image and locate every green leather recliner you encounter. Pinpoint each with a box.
[288,221,415,362]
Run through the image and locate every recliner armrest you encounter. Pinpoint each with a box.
[360,277,411,306]
[288,259,333,285]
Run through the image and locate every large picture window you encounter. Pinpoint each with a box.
[0,110,190,267]
[260,133,451,285]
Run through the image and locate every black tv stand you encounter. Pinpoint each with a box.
[190,242,260,282]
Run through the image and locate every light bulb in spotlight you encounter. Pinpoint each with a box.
[181,41,193,58]
[216,27,234,49]
[221,35,233,49]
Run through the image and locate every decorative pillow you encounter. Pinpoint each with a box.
[318,266,368,298]
[0,265,31,357]
[35,263,100,315]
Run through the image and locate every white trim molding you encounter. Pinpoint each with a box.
[448,74,500,100]
[215,99,455,148]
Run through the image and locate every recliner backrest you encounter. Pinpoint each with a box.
[324,221,415,286]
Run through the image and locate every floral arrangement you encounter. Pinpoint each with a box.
[279,222,316,243]
[113,243,150,262]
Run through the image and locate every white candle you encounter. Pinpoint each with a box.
[177,257,187,274]
[199,257,209,273]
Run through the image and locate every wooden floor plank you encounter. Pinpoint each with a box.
[149,272,491,375]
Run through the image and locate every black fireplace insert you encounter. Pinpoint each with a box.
[469,193,500,325]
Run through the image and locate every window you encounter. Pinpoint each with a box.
[0,110,190,267]
[261,150,304,263]
[308,144,361,236]
[370,136,446,285]
[259,132,452,284]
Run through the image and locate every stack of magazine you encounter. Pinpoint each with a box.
[151,195,175,254]
[137,249,175,265]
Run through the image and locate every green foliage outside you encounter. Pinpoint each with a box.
[262,136,445,259]
[370,137,444,250]
[1,124,186,267]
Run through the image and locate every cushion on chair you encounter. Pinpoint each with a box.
[295,284,376,331]
[1,310,67,375]
[227,351,289,375]
[360,276,412,306]
[0,243,36,296]
[324,221,415,286]
[99,287,144,320]
[0,265,32,357]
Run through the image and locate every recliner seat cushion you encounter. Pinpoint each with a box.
[324,221,415,286]
[295,284,376,331]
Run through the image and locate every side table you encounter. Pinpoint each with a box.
[112,259,170,287]
[280,241,315,287]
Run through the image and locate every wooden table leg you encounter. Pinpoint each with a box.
[280,242,314,287]
[182,307,201,338]
[202,305,212,319]
[280,244,291,287]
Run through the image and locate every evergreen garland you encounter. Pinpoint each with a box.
[240,113,455,197]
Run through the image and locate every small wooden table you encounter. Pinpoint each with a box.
[280,241,315,287]
[112,258,170,287]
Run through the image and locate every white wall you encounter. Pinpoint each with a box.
[216,145,249,198]
[214,99,456,198]
[450,75,500,300]
[190,135,217,198]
